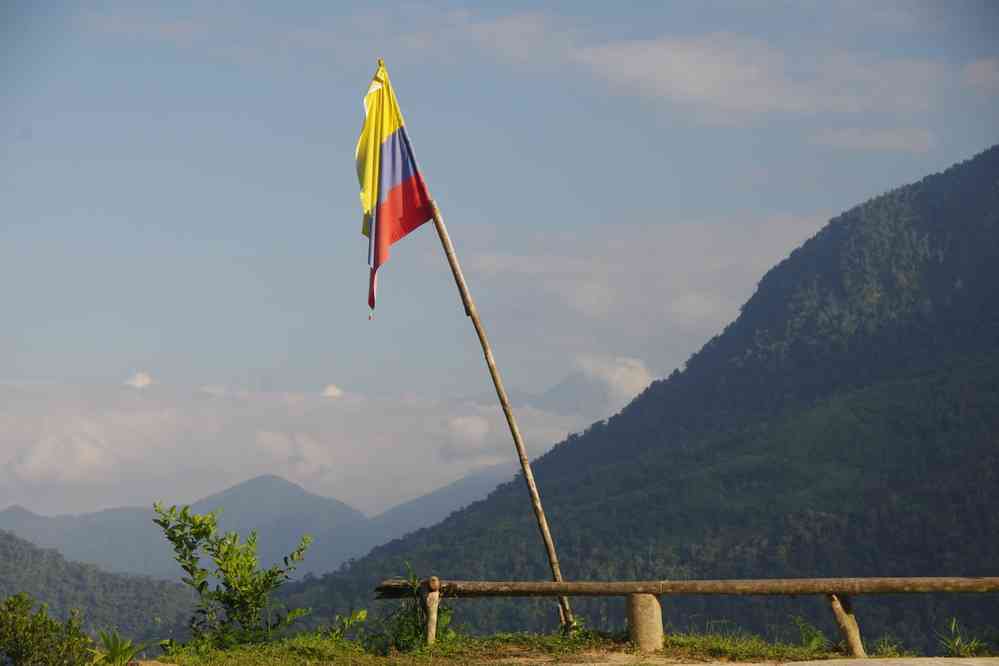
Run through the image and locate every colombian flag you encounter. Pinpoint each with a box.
[356,59,434,311]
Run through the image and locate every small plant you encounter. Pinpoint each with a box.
[0,593,93,666]
[938,617,986,657]
[871,633,913,657]
[152,502,312,647]
[791,615,829,652]
[89,628,149,665]
[325,609,367,642]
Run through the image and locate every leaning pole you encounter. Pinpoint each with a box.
[429,199,574,630]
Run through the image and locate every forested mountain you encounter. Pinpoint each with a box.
[279,145,999,652]
[0,530,193,640]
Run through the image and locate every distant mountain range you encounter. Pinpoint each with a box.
[278,145,999,653]
[0,463,516,580]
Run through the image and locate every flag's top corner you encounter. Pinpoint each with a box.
[369,58,390,92]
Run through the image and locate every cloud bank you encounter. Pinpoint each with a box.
[79,7,996,134]
[0,377,598,516]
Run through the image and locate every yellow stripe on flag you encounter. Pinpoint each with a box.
[355,60,406,238]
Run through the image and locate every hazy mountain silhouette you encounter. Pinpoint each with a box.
[0,464,518,580]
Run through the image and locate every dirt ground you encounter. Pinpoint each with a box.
[138,658,999,665]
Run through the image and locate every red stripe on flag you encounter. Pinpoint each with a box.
[368,172,433,309]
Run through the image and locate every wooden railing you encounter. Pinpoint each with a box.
[375,576,999,655]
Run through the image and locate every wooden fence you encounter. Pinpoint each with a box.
[375,576,999,655]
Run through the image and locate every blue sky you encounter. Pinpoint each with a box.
[2,1,998,514]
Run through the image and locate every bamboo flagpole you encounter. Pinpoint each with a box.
[354,59,572,630]
[429,199,574,630]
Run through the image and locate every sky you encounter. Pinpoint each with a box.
[2,1,998,516]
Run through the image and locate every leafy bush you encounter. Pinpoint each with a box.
[0,593,93,666]
[90,628,150,665]
[324,609,367,643]
[153,502,312,647]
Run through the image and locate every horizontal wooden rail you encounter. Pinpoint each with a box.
[375,575,999,657]
[375,575,999,599]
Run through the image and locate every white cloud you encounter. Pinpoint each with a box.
[321,384,344,399]
[80,7,971,125]
[809,127,934,153]
[0,381,587,515]
[255,430,331,480]
[575,356,653,411]
[574,33,807,117]
[14,422,109,483]
[444,10,577,67]
[124,371,154,389]
[437,399,587,464]
[572,34,948,122]
[447,414,490,446]
[963,58,999,94]
[471,214,826,328]
[458,212,829,387]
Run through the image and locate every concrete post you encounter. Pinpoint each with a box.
[420,576,441,645]
[627,593,664,652]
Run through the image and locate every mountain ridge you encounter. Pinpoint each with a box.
[278,144,999,653]
[0,464,519,580]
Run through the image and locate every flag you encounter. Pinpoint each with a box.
[355,59,434,310]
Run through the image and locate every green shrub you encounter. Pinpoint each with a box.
[324,609,367,643]
[89,628,149,665]
[0,593,93,666]
[938,617,986,657]
[152,502,312,647]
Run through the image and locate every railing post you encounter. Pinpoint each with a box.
[420,576,441,646]
[627,593,664,652]
[827,593,866,657]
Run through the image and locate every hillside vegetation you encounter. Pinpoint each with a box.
[0,530,193,641]
[279,146,999,653]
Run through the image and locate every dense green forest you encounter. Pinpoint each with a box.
[0,530,194,640]
[278,145,999,653]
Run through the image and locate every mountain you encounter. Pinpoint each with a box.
[475,373,613,420]
[364,462,517,542]
[0,475,367,579]
[0,529,193,640]
[532,371,617,418]
[189,474,370,577]
[0,504,168,577]
[0,466,517,580]
[279,145,999,653]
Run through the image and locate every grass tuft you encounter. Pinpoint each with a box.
[663,629,838,662]
[156,625,845,664]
